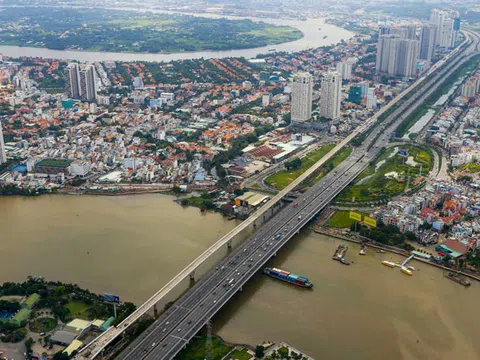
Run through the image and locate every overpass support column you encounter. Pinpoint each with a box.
[153,304,158,318]
[227,240,232,249]
[189,271,195,281]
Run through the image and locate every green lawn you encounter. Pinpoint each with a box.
[65,301,90,318]
[265,144,335,190]
[336,146,433,203]
[325,211,368,228]
[24,293,40,308]
[176,336,232,360]
[227,349,253,360]
[12,308,31,325]
[29,317,57,333]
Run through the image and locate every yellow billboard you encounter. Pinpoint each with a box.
[349,211,363,222]
[364,216,377,227]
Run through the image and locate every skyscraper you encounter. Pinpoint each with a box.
[64,63,98,103]
[64,63,81,100]
[291,72,313,124]
[319,71,342,120]
[0,121,6,165]
[430,9,457,48]
[419,24,436,61]
[376,33,419,78]
[80,65,97,103]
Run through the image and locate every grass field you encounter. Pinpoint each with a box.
[29,317,57,333]
[177,336,232,360]
[227,349,253,360]
[245,26,303,43]
[24,293,40,308]
[336,146,433,203]
[265,144,335,190]
[325,211,368,228]
[65,301,90,318]
[12,308,31,325]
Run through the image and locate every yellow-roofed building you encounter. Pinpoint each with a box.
[64,339,83,356]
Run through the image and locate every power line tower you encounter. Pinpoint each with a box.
[205,320,213,360]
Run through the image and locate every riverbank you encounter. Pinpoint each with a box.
[312,227,480,282]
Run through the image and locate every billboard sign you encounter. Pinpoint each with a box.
[364,216,377,228]
[349,211,363,222]
[103,293,120,305]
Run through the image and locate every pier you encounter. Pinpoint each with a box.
[332,244,350,265]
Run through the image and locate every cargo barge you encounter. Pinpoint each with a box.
[263,267,313,288]
[445,272,471,287]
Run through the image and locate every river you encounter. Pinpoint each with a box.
[0,8,353,62]
[1,195,479,359]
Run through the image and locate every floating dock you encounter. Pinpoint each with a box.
[332,245,350,265]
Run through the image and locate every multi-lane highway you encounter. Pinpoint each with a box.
[76,30,479,360]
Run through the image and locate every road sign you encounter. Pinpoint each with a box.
[103,293,120,305]
[349,211,363,222]
[364,216,377,228]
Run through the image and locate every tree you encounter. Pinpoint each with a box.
[285,158,302,171]
[25,337,34,356]
[53,351,69,360]
[255,345,265,358]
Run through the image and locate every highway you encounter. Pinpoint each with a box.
[76,30,479,360]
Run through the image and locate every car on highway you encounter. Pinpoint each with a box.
[292,202,299,208]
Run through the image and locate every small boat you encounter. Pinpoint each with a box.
[407,266,415,271]
[445,272,471,287]
[401,267,413,276]
[359,244,366,255]
[381,260,395,268]
[323,35,328,39]
[376,249,386,253]
[268,48,276,52]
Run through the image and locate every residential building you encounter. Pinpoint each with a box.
[366,88,377,110]
[336,60,353,80]
[430,9,457,48]
[64,63,81,100]
[0,121,6,165]
[319,71,342,119]
[262,92,272,108]
[461,80,478,98]
[80,65,97,103]
[376,34,419,78]
[419,24,436,62]
[291,72,313,124]
[133,76,144,89]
